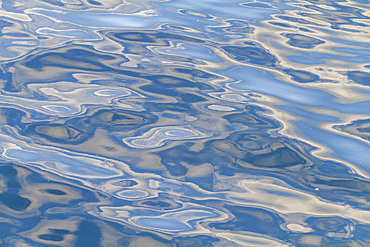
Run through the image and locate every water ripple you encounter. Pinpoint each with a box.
[123,126,209,149]
[0,0,369,245]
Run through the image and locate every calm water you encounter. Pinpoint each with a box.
[0,0,370,246]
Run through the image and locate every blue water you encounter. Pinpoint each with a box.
[0,0,370,246]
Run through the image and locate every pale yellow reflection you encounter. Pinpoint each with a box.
[232,179,370,223]
[298,235,322,246]
[216,232,288,247]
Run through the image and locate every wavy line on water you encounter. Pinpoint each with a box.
[122,126,210,149]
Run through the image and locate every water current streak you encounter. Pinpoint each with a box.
[0,0,369,246]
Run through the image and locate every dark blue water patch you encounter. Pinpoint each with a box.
[24,46,123,72]
[282,33,325,49]
[41,0,65,7]
[74,220,102,247]
[348,71,370,86]
[136,195,182,210]
[310,176,370,208]
[268,21,294,28]
[156,145,208,174]
[24,118,95,145]
[2,32,30,37]
[282,68,320,83]
[44,189,67,196]
[315,160,353,178]
[0,192,31,211]
[0,164,32,212]
[140,84,179,97]
[138,73,218,98]
[352,125,369,135]
[0,165,20,190]
[299,27,315,33]
[138,200,173,209]
[209,130,358,189]
[161,160,187,177]
[222,41,278,66]
[87,0,102,6]
[241,2,272,8]
[334,118,370,142]
[356,224,370,245]
[156,131,311,188]
[0,221,14,243]
[179,92,207,103]
[25,123,94,145]
[89,109,158,131]
[109,30,205,45]
[209,205,285,238]
[144,102,192,113]
[38,229,72,242]
[241,143,307,168]
[223,109,281,130]
[174,67,219,80]
[0,19,13,31]
[186,175,215,191]
[1,69,16,92]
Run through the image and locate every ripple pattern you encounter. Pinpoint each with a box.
[0,0,369,246]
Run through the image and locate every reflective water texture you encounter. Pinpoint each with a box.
[0,0,370,246]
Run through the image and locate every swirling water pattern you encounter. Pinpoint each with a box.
[0,0,370,246]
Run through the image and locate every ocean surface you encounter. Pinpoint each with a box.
[0,0,370,246]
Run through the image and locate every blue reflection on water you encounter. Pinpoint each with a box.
[0,0,370,246]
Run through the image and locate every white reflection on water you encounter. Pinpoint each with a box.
[123,126,209,149]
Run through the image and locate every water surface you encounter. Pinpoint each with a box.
[0,0,370,246]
